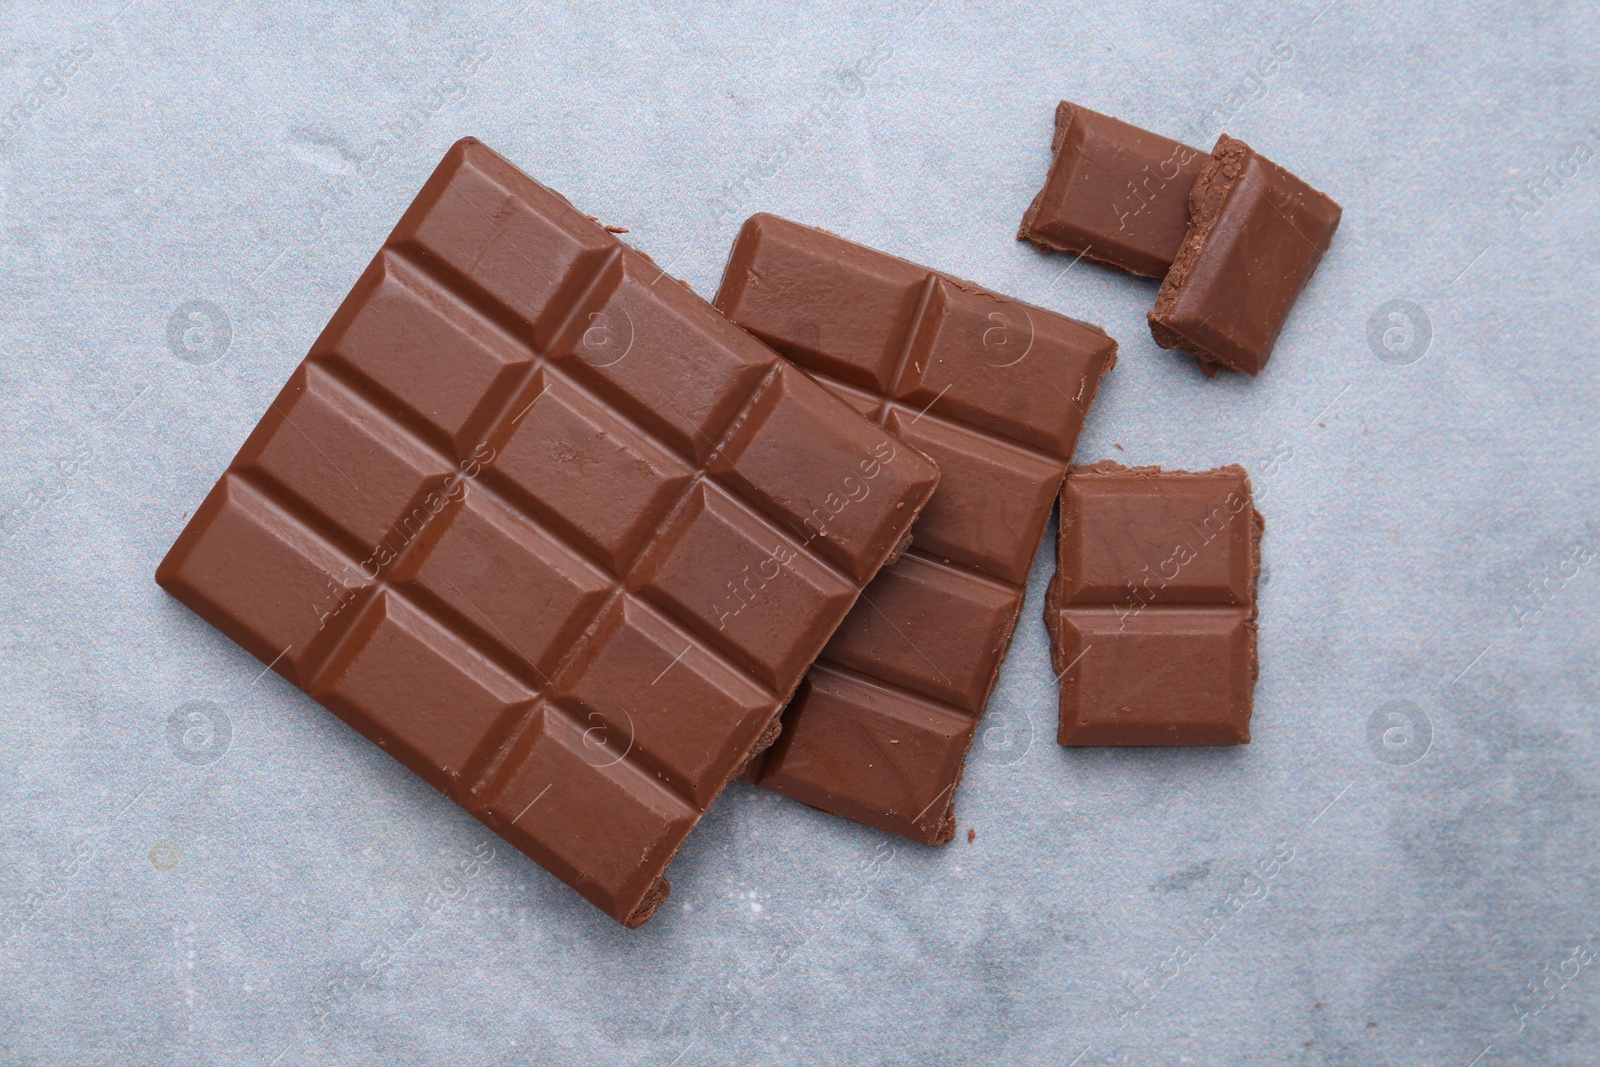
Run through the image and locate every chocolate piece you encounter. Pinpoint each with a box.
[155,139,939,927]
[1046,462,1261,745]
[1018,101,1207,279]
[716,213,1116,843]
[1149,135,1341,376]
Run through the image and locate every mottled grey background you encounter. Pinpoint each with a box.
[1,1,1597,1064]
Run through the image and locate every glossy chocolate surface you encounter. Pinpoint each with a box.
[1018,101,1207,278]
[1149,135,1342,375]
[156,140,938,926]
[717,213,1116,843]
[1046,462,1261,746]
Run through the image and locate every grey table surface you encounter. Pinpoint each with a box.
[2,1,1598,1064]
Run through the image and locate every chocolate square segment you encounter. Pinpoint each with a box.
[312,592,536,798]
[708,361,930,584]
[885,415,1063,586]
[388,148,613,351]
[394,492,610,681]
[898,278,1101,455]
[550,597,771,811]
[635,482,855,691]
[156,139,938,927]
[755,666,976,842]
[154,475,369,688]
[1055,471,1255,606]
[489,373,693,573]
[716,213,1116,844]
[480,705,696,924]
[1149,135,1342,376]
[1018,101,1207,278]
[237,362,455,557]
[821,554,1020,715]
[715,220,926,391]
[1047,462,1262,746]
[1054,609,1254,746]
[549,254,770,464]
[316,251,532,456]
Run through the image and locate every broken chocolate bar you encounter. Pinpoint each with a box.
[1018,100,1207,279]
[717,213,1116,843]
[1046,462,1261,745]
[155,139,938,926]
[1149,135,1341,376]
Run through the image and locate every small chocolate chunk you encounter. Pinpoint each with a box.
[1046,462,1262,746]
[1149,135,1341,376]
[1018,101,1207,279]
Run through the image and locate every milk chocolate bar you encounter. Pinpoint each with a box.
[1017,100,1206,278]
[155,139,938,926]
[716,214,1116,843]
[1149,135,1341,376]
[1046,462,1261,745]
